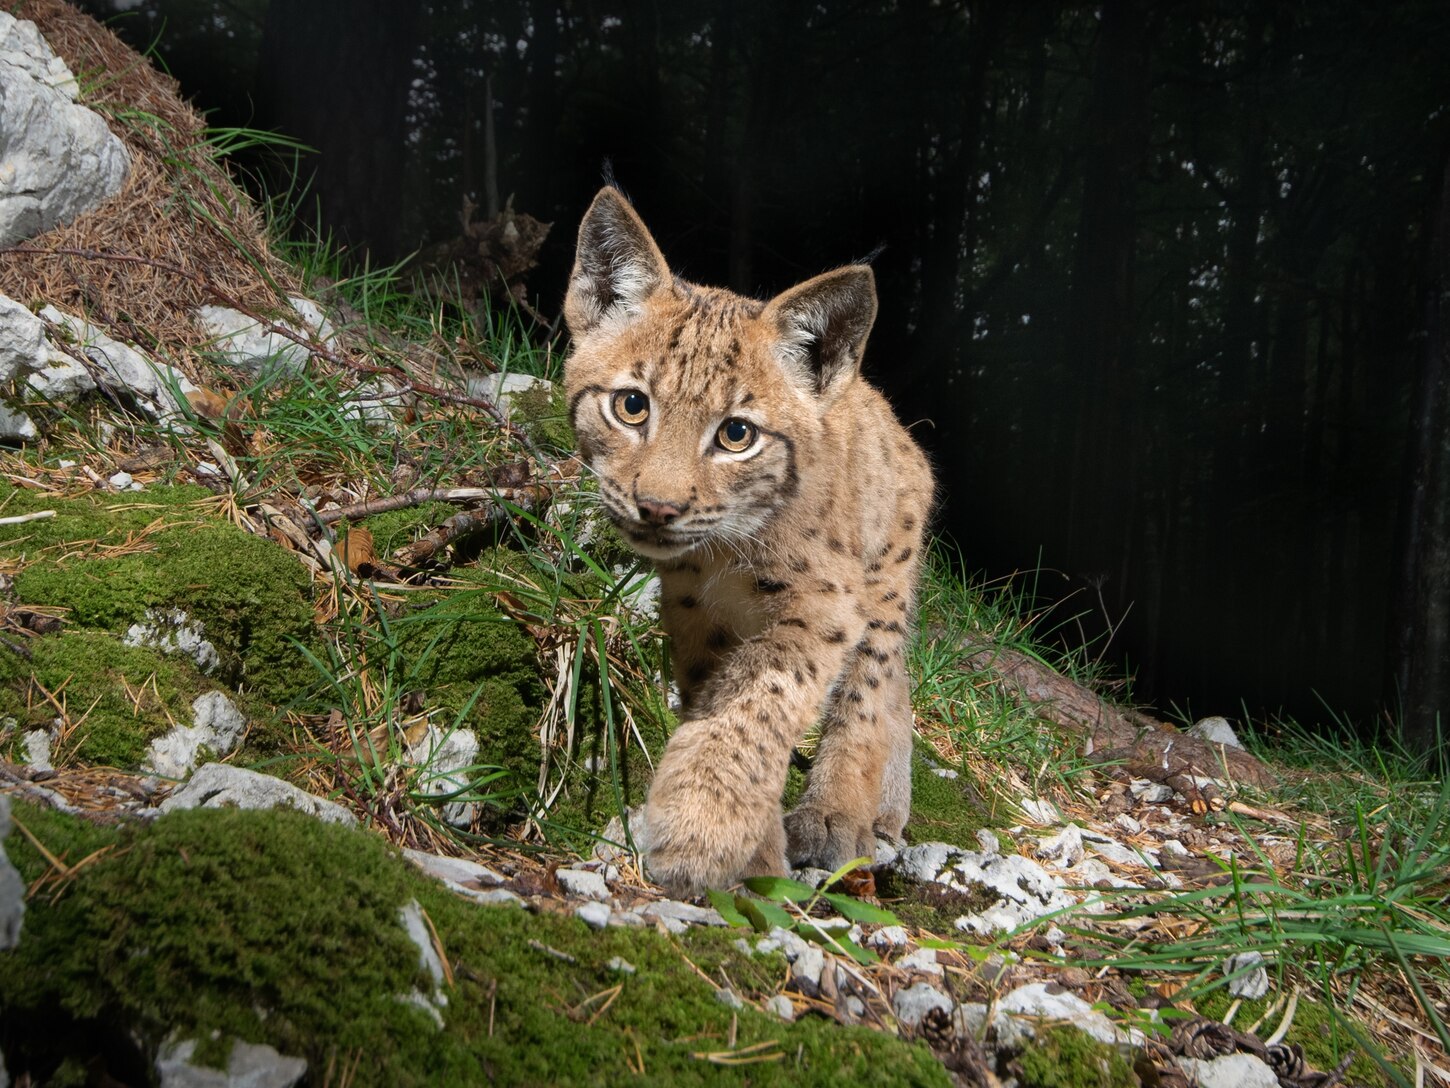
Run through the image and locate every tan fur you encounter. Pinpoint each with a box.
[563,188,933,895]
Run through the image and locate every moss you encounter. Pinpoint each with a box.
[3,483,319,708]
[356,501,456,556]
[1192,988,1394,1086]
[1014,1025,1138,1088]
[905,739,989,846]
[1,803,950,1088]
[0,631,215,767]
[509,380,574,453]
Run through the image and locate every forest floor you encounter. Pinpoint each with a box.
[0,3,1446,1087]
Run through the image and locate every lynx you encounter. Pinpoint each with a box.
[562,187,933,895]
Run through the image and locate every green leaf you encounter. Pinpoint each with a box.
[799,926,880,965]
[706,889,751,928]
[737,896,796,933]
[820,891,900,924]
[742,874,818,903]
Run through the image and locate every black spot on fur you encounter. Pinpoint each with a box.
[755,578,789,594]
[825,629,847,643]
[708,629,731,650]
[896,546,914,564]
[779,617,808,629]
[679,595,698,609]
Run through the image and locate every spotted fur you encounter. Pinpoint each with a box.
[563,187,934,895]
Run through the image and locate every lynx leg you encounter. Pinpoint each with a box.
[873,659,914,843]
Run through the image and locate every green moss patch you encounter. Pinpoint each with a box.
[905,740,991,847]
[2,482,318,708]
[1013,1025,1137,1088]
[1,802,949,1088]
[0,630,212,767]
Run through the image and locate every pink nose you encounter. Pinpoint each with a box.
[636,497,684,525]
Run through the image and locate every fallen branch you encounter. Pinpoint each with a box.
[392,485,550,569]
[316,486,507,525]
[960,642,1276,790]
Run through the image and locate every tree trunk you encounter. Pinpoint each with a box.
[1390,148,1450,756]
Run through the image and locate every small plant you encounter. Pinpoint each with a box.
[707,858,901,965]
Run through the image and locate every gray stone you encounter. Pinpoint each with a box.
[195,298,332,377]
[607,956,636,974]
[607,910,646,927]
[1130,778,1175,804]
[1112,813,1142,835]
[1178,1053,1280,1088]
[873,836,901,867]
[465,372,553,419]
[764,926,814,963]
[789,944,826,995]
[406,725,481,828]
[39,306,199,422]
[867,924,910,951]
[641,899,725,927]
[398,899,447,993]
[1017,797,1063,824]
[156,1037,306,1088]
[402,849,506,888]
[0,796,23,950]
[994,982,1131,1049]
[790,866,834,889]
[1035,824,1086,868]
[715,988,744,1010]
[556,866,610,901]
[20,729,51,772]
[764,994,795,1021]
[575,901,611,929]
[158,763,356,826]
[893,841,961,882]
[944,852,1077,935]
[142,691,246,781]
[892,982,952,1029]
[1188,716,1244,749]
[896,946,944,976]
[126,608,221,674]
[1223,950,1271,999]
[0,13,129,247]
[974,829,1002,854]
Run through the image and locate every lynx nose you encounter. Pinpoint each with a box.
[636,496,685,525]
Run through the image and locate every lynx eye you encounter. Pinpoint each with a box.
[716,418,757,453]
[612,389,650,426]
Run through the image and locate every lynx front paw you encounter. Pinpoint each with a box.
[643,723,785,896]
[784,804,877,872]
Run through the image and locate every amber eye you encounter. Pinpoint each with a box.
[612,389,650,426]
[716,418,757,453]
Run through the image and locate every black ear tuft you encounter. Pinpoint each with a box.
[564,188,670,337]
[763,266,878,404]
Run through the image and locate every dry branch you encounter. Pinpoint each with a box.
[391,485,550,569]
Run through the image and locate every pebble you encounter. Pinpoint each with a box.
[108,470,133,489]
[641,899,726,927]
[555,868,609,901]
[896,947,943,977]
[764,995,795,1022]
[1178,1053,1280,1088]
[1112,813,1142,835]
[1223,950,1271,999]
[575,901,611,929]
[867,925,910,951]
[892,982,952,1029]
[715,988,744,1010]
[607,956,636,974]
[974,829,1001,854]
[789,944,826,995]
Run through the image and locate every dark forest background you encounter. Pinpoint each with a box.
[78,0,1450,751]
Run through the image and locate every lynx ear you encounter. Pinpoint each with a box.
[565,188,671,336]
[763,266,878,404]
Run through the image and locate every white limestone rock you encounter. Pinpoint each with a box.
[125,608,220,674]
[576,901,611,929]
[1188,715,1244,749]
[0,13,130,246]
[944,852,1077,935]
[39,306,199,422]
[993,982,1134,1050]
[1178,1053,1280,1088]
[556,867,610,902]
[892,982,952,1029]
[867,924,910,951]
[406,725,481,828]
[142,692,246,782]
[196,297,333,377]
[1223,950,1271,999]
[764,994,795,1021]
[157,763,356,826]
[0,796,24,950]
[897,946,944,977]
[20,729,51,772]
[156,1037,306,1088]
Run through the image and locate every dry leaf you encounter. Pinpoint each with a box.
[337,527,377,575]
[186,388,230,419]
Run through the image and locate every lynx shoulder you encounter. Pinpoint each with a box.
[562,187,933,894]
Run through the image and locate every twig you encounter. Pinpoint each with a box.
[316,486,513,525]
[526,938,577,964]
[1,244,547,461]
[391,486,548,569]
[0,510,55,525]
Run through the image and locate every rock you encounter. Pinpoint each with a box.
[398,900,447,993]
[892,982,952,1029]
[196,298,333,376]
[1130,779,1175,804]
[142,692,246,781]
[1178,1053,1280,1088]
[953,1001,989,1039]
[593,806,647,862]
[893,841,961,882]
[403,849,506,888]
[974,829,1001,854]
[944,852,1077,935]
[873,836,901,867]
[789,944,826,995]
[20,729,51,772]
[764,994,795,1021]
[1112,813,1142,835]
[0,13,130,246]
[125,608,221,674]
[39,306,199,421]
[1035,824,1086,868]
[1223,950,1271,999]
[1188,716,1244,749]
[715,988,744,1010]
[406,725,481,828]
[157,763,356,826]
[607,956,636,974]
[556,867,610,902]
[640,899,725,927]
[576,901,611,929]
[994,982,1130,1049]
[607,910,645,928]
[896,947,944,976]
[867,925,910,951]
[791,866,835,889]
[156,1037,307,1088]
[465,372,553,419]
[0,797,24,950]
[1017,797,1063,824]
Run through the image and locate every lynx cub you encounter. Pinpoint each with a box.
[563,188,933,894]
